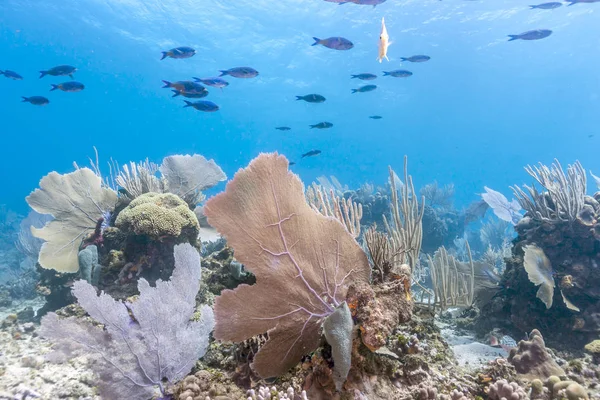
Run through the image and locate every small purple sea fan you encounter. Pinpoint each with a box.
[40,243,214,400]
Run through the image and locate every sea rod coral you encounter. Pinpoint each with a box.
[204,153,371,381]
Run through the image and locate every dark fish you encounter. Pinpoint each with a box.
[183,100,219,112]
[383,70,413,78]
[0,70,23,80]
[567,0,600,4]
[589,134,595,138]
[301,150,322,158]
[400,55,431,62]
[219,67,259,79]
[338,0,386,6]
[369,115,383,119]
[39,65,77,79]
[289,162,296,166]
[296,94,326,103]
[161,46,196,60]
[172,89,208,98]
[312,37,354,50]
[508,29,552,41]
[193,77,229,89]
[530,2,562,8]
[22,96,49,106]
[310,122,333,129]
[275,127,291,131]
[351,73,377,80]
[50,81,85,92]
[351,84,377,94]
[162,80,205,92]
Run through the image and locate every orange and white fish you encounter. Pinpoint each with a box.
[377,17,391,62]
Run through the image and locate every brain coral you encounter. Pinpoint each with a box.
[115,192,199,240]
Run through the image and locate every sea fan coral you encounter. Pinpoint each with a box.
[204,153,370,379]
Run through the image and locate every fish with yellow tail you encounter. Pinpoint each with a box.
[377,17,391,63]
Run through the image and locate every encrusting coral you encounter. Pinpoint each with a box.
[115,192,199,240]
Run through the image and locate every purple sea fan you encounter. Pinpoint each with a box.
[481,186,522,225]
[40,243,214,400]
[204,153,371,379]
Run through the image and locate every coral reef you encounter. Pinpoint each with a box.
[487,379,528,400]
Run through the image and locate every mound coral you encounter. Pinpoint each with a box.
[115,192,199,240]
[487,379,528,400]
[508,329,564,380]
[204,153,371,381]
[26,168,117,273]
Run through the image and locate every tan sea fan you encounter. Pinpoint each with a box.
[523,245,555,309]
[26,168,117,273]
[204,153,370,378]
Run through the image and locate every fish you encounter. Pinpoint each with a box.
[289,162,296,166]
[172,89,208,98]
[160,46,196,60]
[508,29,553,41]
[39,65,77,79]
[296,94,326,103]
[351,73,377,80]
[310,122,333,129]
[162,80,205,92]
[275,127,291,131]
[0,70,23,80]
[183,100,219,112]
[21,96,49,106]
[351,84,377,94]
[193,77,229,89]
[529,2,562,8]
[490,335,517,352]
[50,81,85,92]
[400,55,431,62]
[312,37,354,50]
[567,0,600,4]
[378,17,391,63]
[219,67,259,78]
[338,0,387,6]
[369,115,383,119]
[383,70,413,78]
[301,150,322,158]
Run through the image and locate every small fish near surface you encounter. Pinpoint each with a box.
[351,84,377,94]
[400,55,431,62]
[369,115,383,119]
[50,81,85,92]
[338,0,387,6]
[378,17,391,63]
[39,65,77,79]
[160,46,196,60]
[183,100,219,112]
[219,67,259,79]
[567,0,600,4]
[508,29,553,41]
[310,122,333,129]
[296,94,326,103]
[383,70,413,78]
[351,73,377,80]
[312,37,354,50]
[301,150,322,158]
[275,126,291,131]
[22,96,49,106]
[0,70,23,80]
[193,77,229,89]
[529,2,562,9]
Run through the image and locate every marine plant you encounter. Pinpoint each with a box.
[40,243,214,400]
[204,153,371,384]
[481,186,522,225]
[26,167,117,273]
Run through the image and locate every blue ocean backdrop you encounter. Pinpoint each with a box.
[1,0,599,213]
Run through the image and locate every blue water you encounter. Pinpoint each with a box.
[1,0,599,213]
